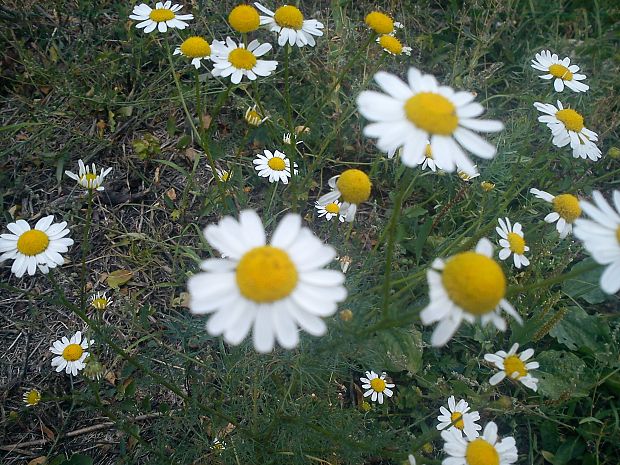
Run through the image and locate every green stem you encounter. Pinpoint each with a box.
[79,189,94,311]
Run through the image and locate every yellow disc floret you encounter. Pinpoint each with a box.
[552,194,581,222]
[325,203,340,214]
[616,227,620,244]
[268,157,286,171]
[555,108,584,132]
[450,412,465,430]
[228,48,257,70]
[441,252,506,315]
[17,230,50,256]
[228,4,260,32]
[273,5,304,30]
[548,63,573,81]
[425,143,433,159]
[236,246,298,302]
[62,343,84,362]
[404,93,459,135]
[180,36,211,58]
[149,8,175,22]
[365,11,394,34]
[465,438,500,465]
[503,355,527,379]
[378,35,403,55]
[336,169,372,204]
[507,232,526,255]
[24,389,41,406]
[91,297,109,310]
[370,377,386,392]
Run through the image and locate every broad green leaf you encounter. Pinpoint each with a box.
[561,259,606,304]
[106,269,133,289]
[536,351,589,400]
[378,327,423,374]
[549,306,611,361]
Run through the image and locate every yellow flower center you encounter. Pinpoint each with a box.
[220,171,232,182]
[91,298,109,310]
[404,92,459,135]
[507,232,526,255]
[378,35,403,54]
[62,343,84,362]
[267,157,286,171]
[503,354,527,379]
[370,377,386,392]
[245,108,263,125]
[273,5,304,30]
[441,252,506,315]
[466,438,499,465]
[425,143,433,159]
[17,229,50,256]
[548,63,573,80]
[236,246,298,302]
[180,36,211,58]
[228,48,257,70]
[325,203,340,214]
[228,4,260,32]
[25,390,41,405]
[450,411,465,430]
[481,181,495,192]
[336,169,372,204]
[149,8,175,22]
[555,108,584,132]
[616,227,620,244]
[552,193,581,222]
[365,11,394,34]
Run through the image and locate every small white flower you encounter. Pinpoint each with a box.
[173,36,212,69]
[496,218,530,269]
[50,331,94,376]
[253,149,297,184]
[315,201,345,222]
[484,343,539,391]
[458,165,480,182]
[254,3,324,48]
[436,395,481,440]
[283,132,303,145]
[0,215,73,278]
[90,292,113,310]
[531,50,589,93]
[441,421,518,465]
[216,168,232,183]
[388,142,439,171]
[65,159,112,191]
[211,38,278,85]
[360,370,395,404]
[530,188,581,239]
[318,169,372,223]
[129,1,193,34]
[574,190,620,294]
[245,105,269,126]
[211,438,226,451]
[23,389,41,407]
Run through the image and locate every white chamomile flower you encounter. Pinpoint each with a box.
[211,38,277,85]
[0,216,73,278]
[23,389,41,407]
[187,210,347,353]
[574,190,620,294]
[388,141,439,172]
[531,50,589,93]
[245,105,269,126]
[65,159,112,191]
[484,343,539,391]
[357,67,504,176]
[318,169,372,222]
[254,3,324,47]
[441,421,518,465]
[496,218,530,269]
[211,438,226,451]
[360,370,395,404]
[253,149,298,184]
[50,331,94,376]
[420,238,522,347]
[458,165,480,182]
[436,395,481,440]
[129,1,193,33]
[530,188,581,238]
[376,34,412,56]
[90,292,113,310]
[315,201,345,222]
[216,168,232,183]
[173,36,212,69]
[533,100,601,161]
[283,132,303,145]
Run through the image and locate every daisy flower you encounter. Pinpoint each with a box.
[357,68,504,176]
[90,292,113,310]
[531,50,589,93]
[216,168,233,182]
[0,215,73,278]
[211,438,226,451]
[390,142,439,171]
[360,370,395,404]
[574,190,620,294]
[187,210,347,353]
[173,36,212,69]
[50,331,94,376]
[481,181,495,192]
[530,188,581,238]
[254,3,324,47]
[65,159,112,191]
[533,100,600,161]
[365,11,395,34]
[228,4,260,33]
[129,1,193,34]
[436,395,481,440]
[376,34,411,56]
[283,132,303,145]
[420,238,522,347]
[496,218,530,269]
[253,149,297,184]
[441,421,518,465]
[484,343,539,391]
[315,201,345,222]
[317,169,372,222]
[211,38,277,85]
[458,166,480,182]
[23,389,41,407]
[245,105,269,126]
